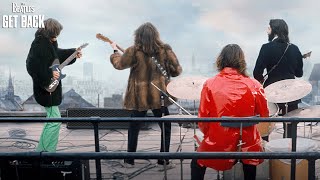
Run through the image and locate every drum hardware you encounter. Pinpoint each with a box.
[264,79,312,104]
[165,76,207,151]
[284,102,289,138]
[264,79,312,138]
[166,76,208,101]
[221,118,254,180]
[265,79,313,179]
[284,105,320,139]
[151,82,194,180]
[257,102,278,138]
[151,82,192,116]
[265,138,317,180]
[162,114,196,180]
[233,122,245,180]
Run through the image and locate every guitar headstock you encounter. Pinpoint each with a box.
[76,43,89,51]
[303,51,312,59]
[96,33,113,44]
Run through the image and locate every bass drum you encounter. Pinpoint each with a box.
[257,102,279,137]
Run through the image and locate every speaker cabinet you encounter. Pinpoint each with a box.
[0,160,90,180]
[66,108,150,129]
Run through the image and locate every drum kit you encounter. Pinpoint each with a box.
[263,79,316,180]
[161,76,314,140]
[152,76,315,180]
[151,76,207,180]
[264,78,313,138]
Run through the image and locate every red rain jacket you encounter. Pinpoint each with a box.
[197,67,269,171]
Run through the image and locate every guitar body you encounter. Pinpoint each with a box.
[44,43,88,93]
[45,59,66,93]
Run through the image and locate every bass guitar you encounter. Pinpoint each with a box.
[262,51,312,85]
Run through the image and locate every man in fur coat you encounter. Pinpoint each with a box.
[110,22,182,170]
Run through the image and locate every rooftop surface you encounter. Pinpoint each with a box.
[0,121,319,180]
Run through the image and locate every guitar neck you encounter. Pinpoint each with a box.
[116,44,125,53]
[59,50,78,70]
[96,34,125,52]
[108,41,124,53]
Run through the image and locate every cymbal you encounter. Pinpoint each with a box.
[166,76,208,100]
[283,105,320,118]
[161,115,197,118]
[264,79,312,103]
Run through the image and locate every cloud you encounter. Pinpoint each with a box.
[1,0,320,97]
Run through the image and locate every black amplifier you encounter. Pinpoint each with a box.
[0,160,90,180]
[66,108,151,129]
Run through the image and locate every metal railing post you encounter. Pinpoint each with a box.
[290,121,298,180]
[92,117,102,180]
[308,158,316,180]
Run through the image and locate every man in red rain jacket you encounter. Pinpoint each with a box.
[191,44,269,180]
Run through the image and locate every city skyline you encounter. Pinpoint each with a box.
[1,0,319,103]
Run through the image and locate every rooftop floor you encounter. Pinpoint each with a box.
[0,121,319,179]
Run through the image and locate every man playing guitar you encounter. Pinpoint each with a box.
[26,18,82,152]
[253,19,310,140]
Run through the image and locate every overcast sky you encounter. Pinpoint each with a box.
[0,0,319,84]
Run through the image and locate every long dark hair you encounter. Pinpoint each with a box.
[134,22,164,55]
[269,19,290,43]
[216,44,248,76]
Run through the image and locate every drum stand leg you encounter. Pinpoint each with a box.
[310,123,313,139]
[304,122,306,137]
[150,82,194,179]
[285,103,289,138]
[234,123,244,180]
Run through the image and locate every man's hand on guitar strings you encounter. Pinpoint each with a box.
[53,71,60,80]
[75,50,82,59]
[111,42,118,51]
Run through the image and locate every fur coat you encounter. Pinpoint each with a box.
[110,44,182,111]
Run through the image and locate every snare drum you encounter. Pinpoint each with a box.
[257,102,279,137]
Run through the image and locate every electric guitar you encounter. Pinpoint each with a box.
[96,33,125,52]
[45,43,89,93]
[96,33,170,82]
[262,51,312,85]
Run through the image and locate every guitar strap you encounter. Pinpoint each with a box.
[151,56,170,82]
[131,47,170,82]
[262,43,290,85]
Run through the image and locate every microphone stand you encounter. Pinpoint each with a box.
[151,82,192,115]
[151,82,193,180]
[160,93,168,180]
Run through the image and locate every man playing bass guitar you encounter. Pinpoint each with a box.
[253,19,310,140]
